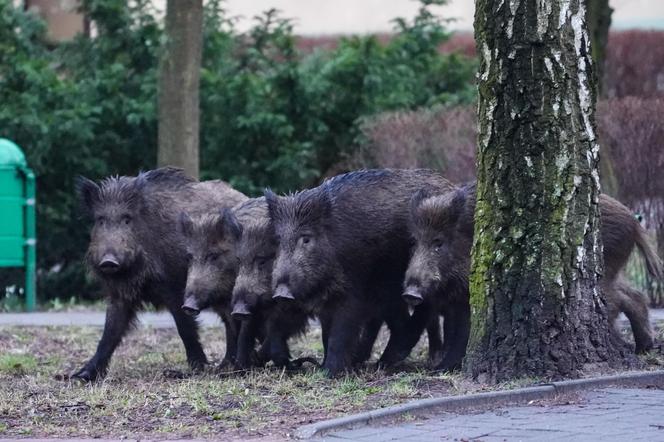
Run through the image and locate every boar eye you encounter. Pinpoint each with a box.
[95,216,107,226]
[433,239,444,251]
[255,254,274,267]
[122,215,132,225]
[298,235,312,246]
[206,252,222,262]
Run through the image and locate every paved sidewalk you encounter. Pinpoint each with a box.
[322,387,664,441]
[0,311,220,328]
[3,310,662,328]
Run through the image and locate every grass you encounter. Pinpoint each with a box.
[1,291,107,313]
[0,320,661,440]
[0,324,479,440]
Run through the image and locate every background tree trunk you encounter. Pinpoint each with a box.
[158,0,203,179]
[587,0,612,95]
[467,0,628,382]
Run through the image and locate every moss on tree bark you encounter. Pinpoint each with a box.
[467,0,629,382]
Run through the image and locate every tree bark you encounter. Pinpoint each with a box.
[158,0,203,179]
[467,0,629,382]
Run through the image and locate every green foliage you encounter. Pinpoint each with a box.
[199,0,475,193]
[0,0,159,300]
[0,0,475,301]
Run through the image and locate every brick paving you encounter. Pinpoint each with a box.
[321,388,664,441]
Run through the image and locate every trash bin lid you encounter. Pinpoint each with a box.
[0,138,27,168]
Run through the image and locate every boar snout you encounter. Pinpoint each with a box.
[403,286,424,306]
[231,301,252,320]
[182,295,201,316]
[98,253,121,274]
[273,284,295,301]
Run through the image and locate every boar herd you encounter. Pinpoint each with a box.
[71,167,662,381]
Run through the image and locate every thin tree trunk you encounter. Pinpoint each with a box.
[158,0,203,179]
[467,0,630,382]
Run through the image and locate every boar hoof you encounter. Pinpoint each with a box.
[162,368,188,379]
[71,365,101,382]
[188,358,208,373]
[433,360,462,373]
[216,357,236,373]
[249,350,268,368]
[635,337,655,354]
[288,356,320,370]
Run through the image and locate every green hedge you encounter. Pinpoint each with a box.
[0,0,475,303]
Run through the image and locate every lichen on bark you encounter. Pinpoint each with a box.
[467,0,630,382]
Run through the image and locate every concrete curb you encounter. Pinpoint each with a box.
[294,370,664,439]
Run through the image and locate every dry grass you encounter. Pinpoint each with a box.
[0,324,479,440]
[0,320,661,440]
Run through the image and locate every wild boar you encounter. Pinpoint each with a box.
[73,167,245,381]
[228,197,311,369]
[265,169,455,376]
[403,183,661,370]
[178,209,247,369]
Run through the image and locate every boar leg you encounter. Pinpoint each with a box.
[167,303,208,371]
[426,315,444,366]
[378,304,431,366]
[236,318,262,369]
[263,315,291,368]
[617,283,654,353]
[219,312,239,369]
[353,317,383,364]
[435,299,470,372]
[321,301,364,377]
[72,299,137,382]
[320,312,331,366]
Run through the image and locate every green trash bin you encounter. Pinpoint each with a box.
[0,138,36,311]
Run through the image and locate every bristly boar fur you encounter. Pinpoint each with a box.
[402,182,661,369]
[265,169,455,377]
[178,209,245,370]
[228,197,311,369]
[73,167,245,381]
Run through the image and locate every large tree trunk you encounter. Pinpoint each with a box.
[158,0,203,179]
[467,0,629,382]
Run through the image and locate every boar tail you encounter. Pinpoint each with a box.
[634,224,663,282]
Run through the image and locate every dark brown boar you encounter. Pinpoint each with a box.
[596,193,661,352]
[403,183,662,369]
[265,169,455,377]
[228,197,311,369]
[398,184,474,371]
[73,167,245,381]
[177,208,247,369]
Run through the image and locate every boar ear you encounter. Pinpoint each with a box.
[76,176,101,214]
[264,188,281,220]
[129,172,151,209]
[313,188,332,220]
[178,212,194,238]
[442,187,467,225]
[411,189,431,214]
[450,188,467,214]
[219,208,242,240]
